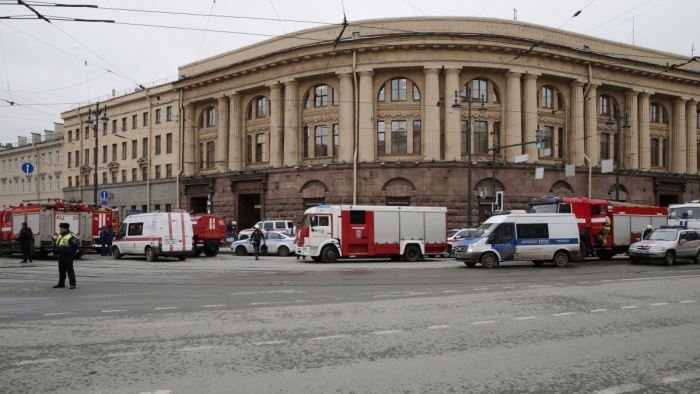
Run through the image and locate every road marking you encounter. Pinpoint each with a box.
[101,309,126,313]
[579,281,590,284]
[178,346,214,352]
[373,295,392,298]
[594,383,646,394]
[621,306,640,309]
[253,340,285,346]
[410,292,427,295]
[138,390,171,394]
[473,288,488,291]
[203,305,226,308]
[660,372,700,383]
[650,303,669,306]
[250,302,270,305]
[600,280,613,283]
[591,309,608,313]
[442,290,459,293]
[0,315,9,318]
[106,351,142,357]
[514,316,536,321]
[263,272,278,274]
[154,307,179,310]
[310,335,346,341]
[44,312,71,316]
[552,312,575,316]
[679,300,696,303]
[501,286,515,289]
[621,274,700,282]
[427,325,451,330]
[14,358,59,366]
[372,330,400,335]
[293,300,311,303]
[471,320,495,325]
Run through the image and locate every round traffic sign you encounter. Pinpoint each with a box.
[100,200,109,206]
[21,162,34,174]
[100,190,109,199]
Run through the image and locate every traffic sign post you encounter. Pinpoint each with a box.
[21,163,34,174]
[100,190,109,200]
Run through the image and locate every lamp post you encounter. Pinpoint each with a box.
[605,108,630,201]
[452,87,487,228]
[85,102,109,206]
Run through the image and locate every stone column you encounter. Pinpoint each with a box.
[522,74,538,162]
[569,81,585,166]
[216,96,230,172]
[228,93,242,171]
[422,68,441,161]
[283,81,300,166]
[183,104,196,176]
[584,84,599,165]
[268,83,284,168]
[338,72,354,163]
[624,91,639,170]
[686,100,698,173]
[504,71,522,161]
[444,68,461,160]
[357,71,375,162]
[671,99,687,174]
[638,93,651,171]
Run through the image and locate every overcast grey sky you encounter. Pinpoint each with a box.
[0,0,697,144]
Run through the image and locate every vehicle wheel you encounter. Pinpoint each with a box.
[694,250,700,264]
[145,248,158,262]
[532,260,544,267]
[440,246,452,258]
[203,245,219,257]
[277,245,290,257]
[311,255,323,262]
[193,248,203,257]
[464,262,476,267]
[480,253,498,268]
[321,246,339,263]
[579,239,590,261]
[596,250,615,260]
[630,257,641,264]
[389,255,402,261]
[178,255,187,261]
[663,251,675,266]
[403,245,421,262]
[552,251,569,267]
[112,246,122,259]
[235,246,248,256]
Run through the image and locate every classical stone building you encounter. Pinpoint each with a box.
[62,17,700,228]
[0,127,64,208]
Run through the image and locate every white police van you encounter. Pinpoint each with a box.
[453,213,581,268]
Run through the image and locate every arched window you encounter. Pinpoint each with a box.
[413,84,421,101]
[697,109,700,128]
[599,95,619,116]
[247,96,269,120]
[391,78,408,101]
[206,107,216,127]
[378,86,385,102]
[542,87,554,109]
[462,78,500,103]
[314,85,328,107]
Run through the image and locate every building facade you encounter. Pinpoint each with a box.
[62,17,700,229]
[0,127,64,208]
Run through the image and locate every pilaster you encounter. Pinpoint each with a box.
[686,100,698,173]
[338,72,354,163]
[625,90,639,169]
[216,96,230,172]
[283,81,299,166]
[522,74,538,162]
[358,71,375,162]
[444,68,461,160]
[638,93,651,170]
[183,104,196,176]
[504,71,522,161]
[584,84,599,165]
[671,98,687,174]
[423,68,441,160]
[269,83,284,168]
[570,81,585,166]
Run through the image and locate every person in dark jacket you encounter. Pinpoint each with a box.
[18,222,33,263]
[99,225,115,256]
[53,222,78,289]
[249,225,265,260]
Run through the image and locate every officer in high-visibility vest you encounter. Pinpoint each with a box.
[53,222,79,289]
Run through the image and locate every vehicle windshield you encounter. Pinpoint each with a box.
[447,230,459,238]
[472,223,495,238]
[647,230,678,241]
[530,203,558,214]
[668,207,700,219]
[300,214,312,228]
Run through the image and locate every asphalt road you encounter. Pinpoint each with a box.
[1,252,699,393]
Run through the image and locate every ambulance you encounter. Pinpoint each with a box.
[112,212,193,261]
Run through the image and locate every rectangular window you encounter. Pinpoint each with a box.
[165,203,172,212]
[143,112,149,126]
[132,168,137,181]
[84,174,89,187]
[413,120,421,154]
[662,139,668,167]
[122,142,127,160]
[542,126,554,157]
[199,143,204,168]
[112,119,117,133]
[314,85,328,107]
[377,121,385,155]
[142,137,148,157]
[155,135,161,155]
[68,130,72,142]
[557,127,564,158]
[132,115,138,129]
[697,143,700,171]
[349,210,366,225]
[651,104,659,123]
[84,148,90,165]
[122,117,127,131]
[303,126,311,158]
[542,87,553,109]
[67,152,72,168]
[48,152,53,164]
[651,138,659,166]
[111,171,117,184]
[206,141,215,167]
[256,134,266,162]
[102,146,107,163]
[112,144,117,161]
[473,121,488,153]
[75,175,79,187]
[166,106,173,121]
[516,223,549,239]
[461,121,469,154]
[85,127,89,139]
[128,222,144,236]
[315,125,328,157]
[132,140,137,158]
[142,167,147,182]
[166,133,173,154]
[493,122,500,149]
[42,177,46,192]
[391,120,407,154]
[75,150,79,167]
[601,133,610,160]
[333,124,339,156]
[155,109,162,124]
[102,172,107,185]
[391,78,407,101]
[121,170,126,183]
[41,153,46,165]
[247,135,252,163]
[333,89,339,106]
[166,164,172,178]
[155,165,161,179]
[256,98,267,118]
[68,177,72,188]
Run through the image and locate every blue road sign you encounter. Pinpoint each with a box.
[100,200,109,206]
[100,190,109,199]
[21,162,34,174]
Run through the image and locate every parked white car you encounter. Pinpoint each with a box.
[628,227,700,265]
[238,219,296,238]
[231,231,296,256]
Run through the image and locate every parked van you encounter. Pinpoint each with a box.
[112,212,194,261]
[453,213,581,268]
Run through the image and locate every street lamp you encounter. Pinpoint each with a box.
[605,108,630,201]
[85,102,109,206]
[452,87,487,227]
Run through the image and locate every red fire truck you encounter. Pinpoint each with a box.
[190,213,226,257]
[91,208,120,249]
[295,205,448,263]
[0,208,18,255]
[9,200,94,258]
[530,197,667,259]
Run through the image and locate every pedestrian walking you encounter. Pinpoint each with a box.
[18,222,33,263]
[52,222,78,289]
[250,225,265,260]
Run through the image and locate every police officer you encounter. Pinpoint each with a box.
[250,225,265,260]
[18,222,33,263]
[53,222,78,289]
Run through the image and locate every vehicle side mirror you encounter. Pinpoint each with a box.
[634,237,640,242]
[679,238,686,244]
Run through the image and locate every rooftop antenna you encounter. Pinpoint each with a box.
[514,9,517,20]
[632,17,635,45]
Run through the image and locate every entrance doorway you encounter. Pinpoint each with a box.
[237,193,261,229]
[658,194,680,207]
[190,197,207,214]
